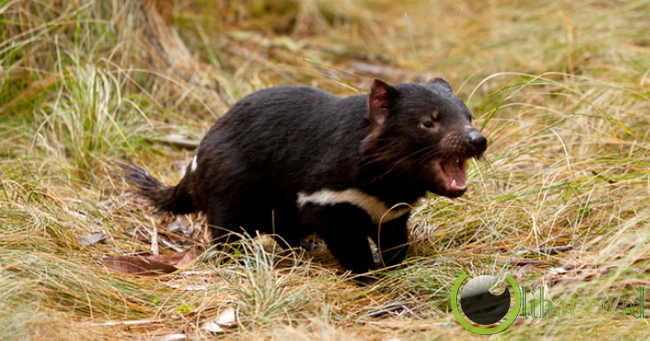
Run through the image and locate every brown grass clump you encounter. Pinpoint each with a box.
[0,0,648,340]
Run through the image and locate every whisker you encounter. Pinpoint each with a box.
[359,144,444,184]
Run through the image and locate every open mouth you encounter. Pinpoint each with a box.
[429,129,486,196]
[437,157,469,193]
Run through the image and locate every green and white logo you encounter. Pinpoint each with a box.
[450,274,521,335]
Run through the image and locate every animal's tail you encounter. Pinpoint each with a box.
[122,163,197,214]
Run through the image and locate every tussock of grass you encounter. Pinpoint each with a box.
[1,0,648,339]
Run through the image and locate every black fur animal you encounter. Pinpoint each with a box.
[125,79,486,274]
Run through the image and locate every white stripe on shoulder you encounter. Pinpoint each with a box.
[296,188,410,223]
[190,155,198,172]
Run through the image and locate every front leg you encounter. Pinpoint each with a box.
[370,214,410,267]
[301,204,376,274]
[323,226,376,274]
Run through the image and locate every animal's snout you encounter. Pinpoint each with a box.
[467,130,487,156]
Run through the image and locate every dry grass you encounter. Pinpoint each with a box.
[1,0,648,340]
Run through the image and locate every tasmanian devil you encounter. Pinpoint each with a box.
[125,78,487,274]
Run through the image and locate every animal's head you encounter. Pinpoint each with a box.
[361,78,487,198]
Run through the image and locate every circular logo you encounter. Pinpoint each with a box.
[450,274,521,334]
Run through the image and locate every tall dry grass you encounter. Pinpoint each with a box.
[0,0,648,340]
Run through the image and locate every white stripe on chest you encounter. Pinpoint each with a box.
[296,188,410,223]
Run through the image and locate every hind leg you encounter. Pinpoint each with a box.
[189,147,272,244]
[206,199,271,244]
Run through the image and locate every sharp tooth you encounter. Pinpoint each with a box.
[451,179,457,188]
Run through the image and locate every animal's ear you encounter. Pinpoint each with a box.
[368,79,398,127]
[429,77,452,91]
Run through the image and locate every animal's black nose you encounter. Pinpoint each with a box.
[468,130,487,155]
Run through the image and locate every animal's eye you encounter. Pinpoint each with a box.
[420,120,434,129]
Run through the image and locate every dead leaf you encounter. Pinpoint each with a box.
[103,255,177,275]
[102,249,197,275]
[201,307,237,333]
[148,133,199,149]
[202,321,224,333]
[78,232,106,247]
[148,249,197,268]
[549,267,568,275]
[216,307,236,327]
[156,334,185,341]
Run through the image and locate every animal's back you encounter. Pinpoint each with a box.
[205,86,368,192]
